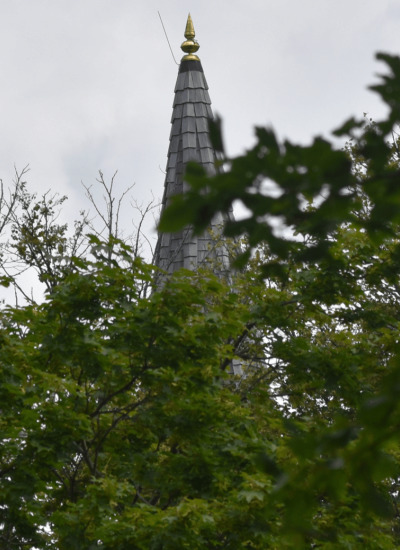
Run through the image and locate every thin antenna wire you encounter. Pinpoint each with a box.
[158,11,179,66]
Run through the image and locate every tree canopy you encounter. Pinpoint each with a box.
[2,53,400,548]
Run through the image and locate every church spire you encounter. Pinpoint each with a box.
[153,15,232,277]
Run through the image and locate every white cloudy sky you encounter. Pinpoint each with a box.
[1,0,400,247]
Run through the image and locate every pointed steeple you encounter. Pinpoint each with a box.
[154,15,232,276]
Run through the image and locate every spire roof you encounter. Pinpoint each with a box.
[154,15,232,276]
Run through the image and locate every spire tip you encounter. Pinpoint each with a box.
[181,13,200,61]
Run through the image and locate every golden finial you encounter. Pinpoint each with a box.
[181,13,200,61]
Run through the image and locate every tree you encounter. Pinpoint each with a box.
[0,169,156,305]
[2,53,400,548]
[159,51,400,545]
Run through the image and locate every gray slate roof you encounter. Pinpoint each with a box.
[154,59,232,276]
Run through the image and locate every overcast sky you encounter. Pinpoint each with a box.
[1,0,400,247]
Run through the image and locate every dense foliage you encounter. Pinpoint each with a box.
[2,53,400,548]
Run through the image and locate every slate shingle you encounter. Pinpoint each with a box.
[154,56,233,276]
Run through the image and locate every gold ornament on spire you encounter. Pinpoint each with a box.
[181,13,200,61]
